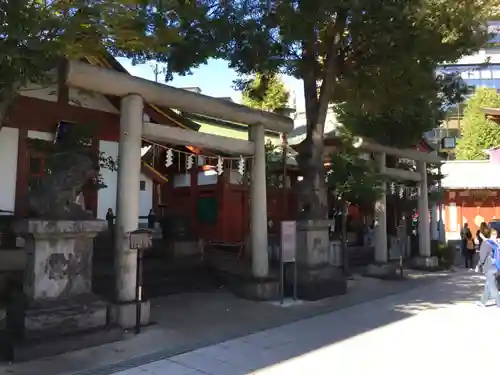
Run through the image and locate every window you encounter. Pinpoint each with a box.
[480,70,492,79]
[28,152,48,191]
[140,180,146,191]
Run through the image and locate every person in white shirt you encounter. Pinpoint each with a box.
[475,224,500,308]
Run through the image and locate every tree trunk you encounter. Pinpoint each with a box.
[296,9,348,221]
[296,129,328,220]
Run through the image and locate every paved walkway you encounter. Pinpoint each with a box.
[113,270,496,375]
[0,269,452,375]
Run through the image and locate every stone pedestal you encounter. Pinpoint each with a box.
[5,220,123,361]
[294,220,347,301]
[410,256,439,270]
[365,263,402,280]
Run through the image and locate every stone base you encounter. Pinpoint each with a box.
[410,256,439,270]
[110,300,151,329]
[365,263,403,280]
[3,325,123,362]
[292,264,347,301]
[25,295,109,334]
[231,277,280,301]
[2,294,123,361]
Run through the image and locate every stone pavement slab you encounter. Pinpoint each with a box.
[110,270,494,375]
[0,269,454,375]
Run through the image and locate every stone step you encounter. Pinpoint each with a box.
[92,257,216,299]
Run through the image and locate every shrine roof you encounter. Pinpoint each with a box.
[84,55,201,132]
[482,107,500,120]
[441,160,500,189]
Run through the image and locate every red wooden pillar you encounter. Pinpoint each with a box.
[85,138,99,217]
[217,172,229,242]
[190,166,198,237]
[14,128,28,217]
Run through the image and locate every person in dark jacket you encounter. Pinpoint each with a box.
[465,231,475,269]
[461,223,471,267]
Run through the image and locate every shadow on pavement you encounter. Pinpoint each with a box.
[197,270,485,374]
[0,270,479,375]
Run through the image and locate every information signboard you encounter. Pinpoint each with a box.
[281,221,297,262]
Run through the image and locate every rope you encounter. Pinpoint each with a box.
[141,137,255,161]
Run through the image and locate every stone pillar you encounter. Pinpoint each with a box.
[410,160,438,269]
[374,153,387,263]
[366,152,399,279]
[417,160,431,257]
[249,123,269,278]
[114,94,150,327]
[430,203,439,241]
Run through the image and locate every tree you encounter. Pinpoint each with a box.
[325,141,385,208]
[240,73,290,111]
[0,0,205,129]
[455,87,500,159]
[27,124,117,193]
[153,0,491,221]
[324,132,384,273]
[337,71,471,148]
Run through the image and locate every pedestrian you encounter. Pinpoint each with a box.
[461,223,471,267]
[476,228,483,248]
[465,231,475,269]
[106,208,115,233]
[475,224,500,308]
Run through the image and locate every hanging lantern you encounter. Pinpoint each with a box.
[165,148,174,167]
[216,156,224,175]
[238,156,245,175]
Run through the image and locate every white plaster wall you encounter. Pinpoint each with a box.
[139,178,153,217]
[98,141,119,219]
[0,127,19,214]
[98,141,152,220]
[27,130,53,141]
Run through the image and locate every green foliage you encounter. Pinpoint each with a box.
[264,140,294,188]
[338,70,471,148]
[455,87,500,159]
[240,74,289,111]
[169,0,491,219]
[430,241,455,268]
[0,0,186,125]
[27,124,117,191]
[325,132,385,205]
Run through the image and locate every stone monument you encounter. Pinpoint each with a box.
[6,151,122,361]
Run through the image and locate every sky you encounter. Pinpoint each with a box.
[116,58,306,111]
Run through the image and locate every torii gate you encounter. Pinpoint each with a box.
[352,138,443,267]
[65,61,293,327]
